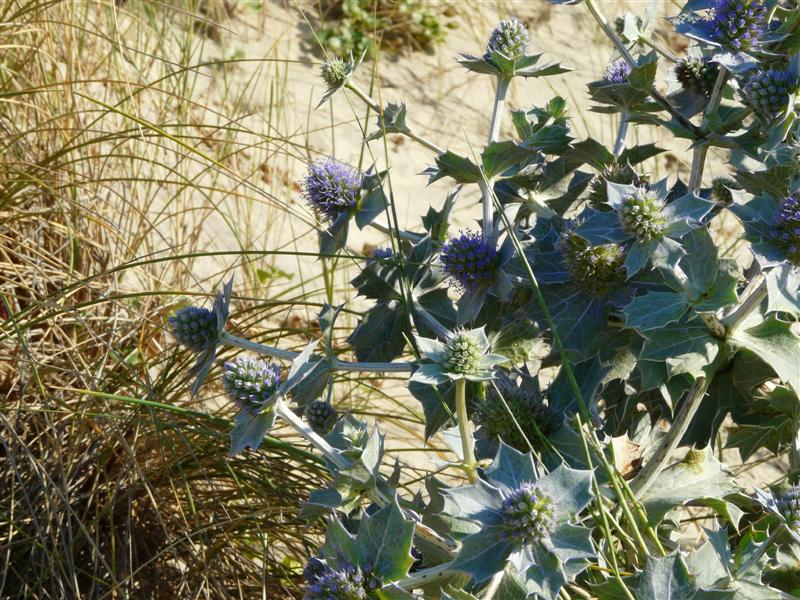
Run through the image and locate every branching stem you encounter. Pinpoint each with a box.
[482,76,510,242]
[455,378,478,483]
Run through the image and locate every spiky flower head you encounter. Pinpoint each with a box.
[321,57,350,91]
[604,59,631,84]
[484,18,529,61]
[444,331,484,376]
[440,230,500,290]
[711,176,740,205]
[619,186,668,241]
[675,57,720,96]
[771,192,800,265]
[222,356,281,412]
[303,158,361,222]
[777,486,800,530]
[169,306,218,352]
[303,557,382,600]
[707,0,769,53]
[561,232,626,298]
[742,66,798,119]
[500,483,555,546]
[475,387,557,453]
[588,162,649,209]
[305,399,338,434]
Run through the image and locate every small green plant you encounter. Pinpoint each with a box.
[316,0,453,58]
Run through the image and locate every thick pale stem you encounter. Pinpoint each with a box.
[630,376,710,498]
[397,561,457,589]
[613,110,629,157]
[455,378,478,483]
[482,77,510,242]
[688,67,728,193]
[345,82,445,155]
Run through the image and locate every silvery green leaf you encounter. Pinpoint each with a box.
[623,291,690,333]
[450,527,516,584]
[479,353,511,370]
[189,346,216,397]
[441,587,479,600]
[641,318,721,379]
[649,237,687,271]
[214,275,233,337]
[409,379,457,440]
[624,241,650,277]
[543,288,611,359]
[481,141,535,179]
[349,303,408,362]
[443,479,504,524]
[726,415,793,460]
[356,499,415,581]
[366,101,410,141]
[680,227,719,300]
[319,211,350,255]
[765,264,800,318]
[321,515,359,565]
[640,447,739,526]
[511,545,566,600]
[606,181,638,211]
[628,52,658,93]
[376,583,415,599]
[456,287,487,326]
[425,151,482,184]
[536,465,594,523]
[690,257,740,313]
[545,523,595,563]
[634,554,735,599]
[548,356,609,416]
[229,408,276,454]
[485,441,538,491]
[355,184,387,229]
[730,315,800,392]
[409,363,449,385]
[664,193,714,229]
[574,209,629,244]
[618,143,664,167]
[491,319,542,365]
[414,335,447,362]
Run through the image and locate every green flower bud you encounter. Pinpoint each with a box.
[619,187,667,241]
[444,331,484,376]
[562,232,626,298]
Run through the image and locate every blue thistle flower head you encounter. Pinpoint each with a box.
[484,18,529,62]
[303,557,382,600]
[222,356,282,412]
[707,0,769,53]
[500,482,555,546]
[440,230,500,290]
[741,66,798,120]
[367,246,394,265]
[777,485,800,530]
[168,306,218,352]
[770,191,800,265]
[303,158,362,222]
[604,59,631,84]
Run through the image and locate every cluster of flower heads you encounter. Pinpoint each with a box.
[619,187,668,241]
[222,356,282,412]
[444,331,485,375]
[500,483,555,546]
[741,66,798,119]
[675,57,720,96]
[484,17,529,61]
[303,158,361,222]
[440,230,500,290]
[777,485,800,531]
[706,0,768,52]
[604,59,631,85]
[561,232,626,298]
[169,306,218,352]
[771,192,800,265]
[305,399,338,434]
[303,557,382,600]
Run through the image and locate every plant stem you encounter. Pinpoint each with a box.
[397,561,457,589]
[688,67,728,193]
[583,0,703,139]
[613,109,629,157]
[345,82,445,155]
[455,378,478,483]
[722,276,767,335]
[482,76,510,242]
[222,332,414,372]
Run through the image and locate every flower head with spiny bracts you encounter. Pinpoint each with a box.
[321,57,350,91]
[303,158,362,223]
[169,306,218,352]
[303,557,382,600]
[707,0,769,53]
[484,18,529,62]
[777,486,800,531]
[411,327,509,384]
[619,186,668,242]
[440,230,501,290]
[770,192,800,265]
[741,66,799,120]
[588,162,649,209]
[560,232,626,299]
[711,177,741,206]
[675,57,720,96]
[305,399,338,435]
[500,483,555,546]
[222,356,281,413]
[604,59,631,85]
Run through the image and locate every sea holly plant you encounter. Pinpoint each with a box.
[165,2,800,597]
